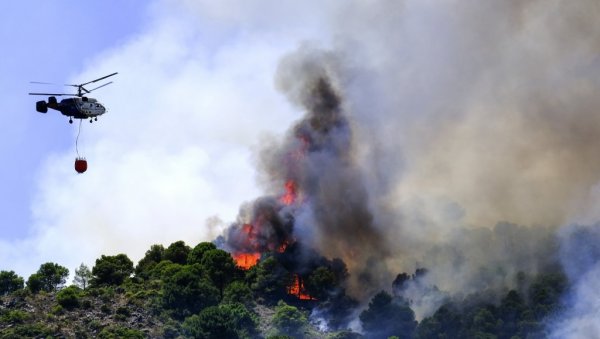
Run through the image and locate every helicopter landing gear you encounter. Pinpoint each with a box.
[69,118,73,124]
[94,117,98,121]
[89,118,93,123]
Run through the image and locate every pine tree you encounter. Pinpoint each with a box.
[73,263,92,290]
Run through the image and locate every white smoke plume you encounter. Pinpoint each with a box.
[322,0,600,322]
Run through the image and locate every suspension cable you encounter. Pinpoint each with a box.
[76,119,82,158]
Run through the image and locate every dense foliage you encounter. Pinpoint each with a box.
[0,240,570,338]
[272,300,309,337]
[0,270,24,295]
[26,262,69,293]
[161,264,220,319]
[182,303,258,339]
[92,254,134,286]
[413,272,568,339]
[359,291,416,339]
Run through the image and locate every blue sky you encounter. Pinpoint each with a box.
[1,1,147,240]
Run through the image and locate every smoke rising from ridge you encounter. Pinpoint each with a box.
[221,2,600,323]
[221,48,390,298]
[322,0,600,326]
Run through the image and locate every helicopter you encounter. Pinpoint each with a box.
[29,72,117,124]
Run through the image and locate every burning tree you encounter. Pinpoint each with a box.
[218,51,389,305]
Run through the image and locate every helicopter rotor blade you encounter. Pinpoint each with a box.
[29,92,76,96]
[30,81,58,85]
[79,72,118,87]
[87,81,113,93]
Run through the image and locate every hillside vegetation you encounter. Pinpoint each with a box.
[0,240,567,338]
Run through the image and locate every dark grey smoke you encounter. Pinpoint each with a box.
[223,0,600,329]
[222,48,389,298]
[326,0,600,323]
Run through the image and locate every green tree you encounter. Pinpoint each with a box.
[305,266,337,300]
[182,303,258,339]
[92,254,134,286]
[201,249,237,298]
[164,241,191,265]
[497,290,526,339]
[272,300,308,337]
[529,272,567,319]
[148,260,182,281]
[0,270,24,295]
[188,242,217,265]
[360,291,417,339]
[134,244,165,279]
[248,256,288,303]
[27,262,69,293]
[468,307,497,338]
[162,265,219,319]
[73,263,92,290]
[415,304,462,339]
[26,274,42,293]
[56,285,82,310]
[223,281,255,308]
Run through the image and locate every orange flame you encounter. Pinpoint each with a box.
[287,274,316,300]
[234,252,260,270]
[280,180,297,205]
[278,241,289,253]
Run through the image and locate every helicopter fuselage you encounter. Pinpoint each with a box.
[30,71,117,123]
[37,96,106,120]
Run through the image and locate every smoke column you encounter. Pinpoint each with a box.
[222,0,600,328]
[222,48,390,298]
[326,0,600,321]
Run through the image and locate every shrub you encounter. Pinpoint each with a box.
[57,285,82,310]
[0,310,31,324]
[0,323,52,337]
[272,301,308,337]
[51,305,64,315]
[100,304,112,314]
[182,303,258,339]
[98,325,145,339]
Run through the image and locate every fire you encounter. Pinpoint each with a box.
[228,179,300,271]
[280,180,297,205]
[287,274,316,300]
[234,252,260,270]
[231,223,261,270]
[278,241,289,253]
